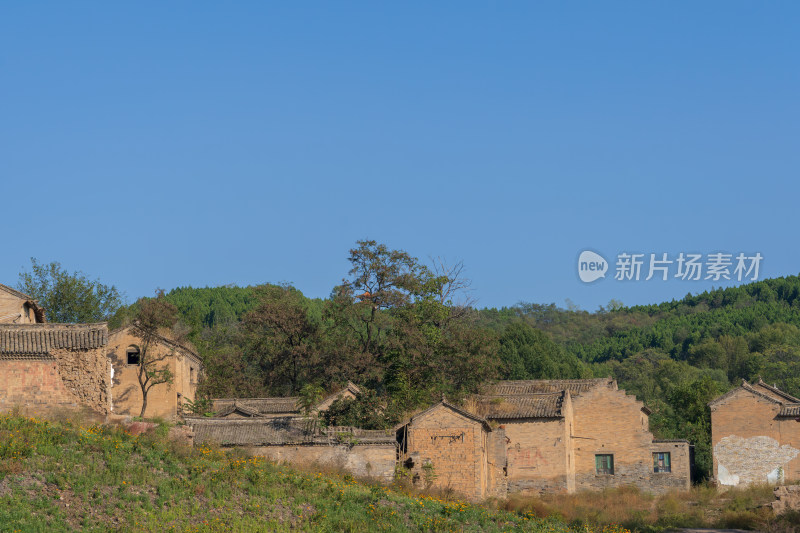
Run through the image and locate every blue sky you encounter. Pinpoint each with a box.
[2,3,798,311]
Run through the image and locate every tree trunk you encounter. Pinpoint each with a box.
[140,391,148,419]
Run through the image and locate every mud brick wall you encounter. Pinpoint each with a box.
[571,385,689,494]
[503,417,572,495]
[0,359,83,414]
[252,444,397,482]
[711,388,800,486]
[408,406,489,500]
[486,427,508,498]
[107,328,198,421]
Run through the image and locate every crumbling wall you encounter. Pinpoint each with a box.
[715,435,799,486]
[486,427,508,498]
[51,347,110,414]
[710,387,800,486]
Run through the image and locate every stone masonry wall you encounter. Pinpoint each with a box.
[711,388,800,486]
[252,444,397,483]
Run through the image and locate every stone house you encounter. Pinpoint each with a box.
[107,325,203,420]
[399,379,692,499]
[0,322,110,416]
[0,284,45,324]
[709,378,800,487]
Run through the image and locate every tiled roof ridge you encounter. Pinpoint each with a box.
[477,391,566,398]
[494,378,612,385]
[212,396,301,402]
[0,322,107,329]
[709,379,785,407]
[0,322,109,355]
[0,283,33,300]
[754,377,800,403]
[407,399,492,431]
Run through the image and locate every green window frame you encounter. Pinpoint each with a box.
[595,454,614,475]
[653,452,671,473]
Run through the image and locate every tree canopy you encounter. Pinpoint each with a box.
[18,258,123,323]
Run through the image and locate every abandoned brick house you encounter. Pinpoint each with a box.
[106,325,202,420]
[709,378,800,487]
[0,284,202,421]
[189,378,692,499]
[398,379,692,499]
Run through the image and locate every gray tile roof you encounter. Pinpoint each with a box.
[778,404,800,418]
[189,417,314,445]
[0,323,108,358]
[211,397,301,416]
[753,378,800,403]
[187,418,396,446]
[473,392,565,419]
[484,378,613,397]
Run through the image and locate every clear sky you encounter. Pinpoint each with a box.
[2,3,798,311]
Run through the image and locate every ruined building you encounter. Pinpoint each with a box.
[709,378,800,487]
[0,321,111,416]
[107,325,202,420]
[190,378,692,499]
[398,379,692,499]
[0,284,202,421]
[186,383,397,482]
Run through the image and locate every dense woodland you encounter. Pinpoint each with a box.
[19,243,800,481]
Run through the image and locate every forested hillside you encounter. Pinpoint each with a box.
[102,243,800,481]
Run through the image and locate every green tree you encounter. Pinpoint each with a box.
[242,285,322,395]
[298,383,325,416]
[332,240,426,356]
[133,290,179,418]
[18,258,123,323]
[322,389,398,430]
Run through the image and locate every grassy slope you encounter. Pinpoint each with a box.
[0,415,628,533]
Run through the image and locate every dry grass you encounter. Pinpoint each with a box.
[501,483,798,532]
